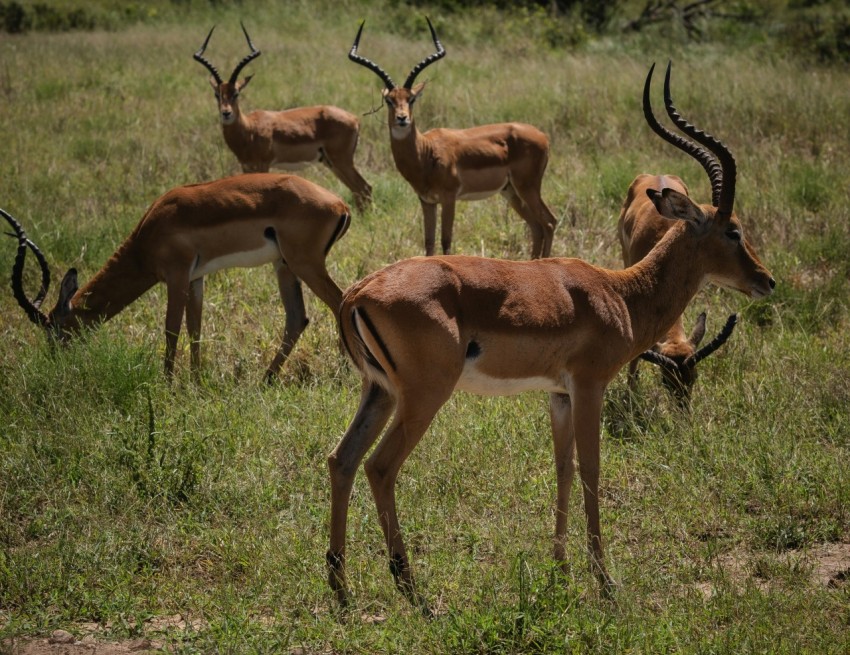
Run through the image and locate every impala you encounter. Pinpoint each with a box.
[3,174,350,381]
[619,62,754,405]
[325,63,774,611]
[194,23,373,211]
[348,18,558,258]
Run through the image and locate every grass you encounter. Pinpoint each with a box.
[1,1,850,652]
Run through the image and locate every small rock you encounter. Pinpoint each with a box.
[49,629,75,644]
[128,638,153,651]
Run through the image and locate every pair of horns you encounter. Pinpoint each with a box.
[640,313,739,371]
[2,208,52,327]
[193,21,261,86]
[349,17,445,90]
[644,61,737,218]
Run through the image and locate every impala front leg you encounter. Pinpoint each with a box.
[571,382,616,595]
[549,392,576,573]
[439,197,456,255]
[186,277,204,377]
[420,199,438,256]
[164,278,190,378]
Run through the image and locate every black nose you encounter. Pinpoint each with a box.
[769,277,776,289]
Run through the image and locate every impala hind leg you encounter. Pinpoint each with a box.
[364,395,449,614]
[265,264,308,382]
[549,392,577,574]
[327,383,396,607]
[322,148,373,213]
[186,277,204,377]
[503,182,557,258]
[420,200,439,256]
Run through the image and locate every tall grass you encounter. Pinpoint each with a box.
[1,1,849,652]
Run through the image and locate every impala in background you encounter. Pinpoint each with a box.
[194,23,372,212]
[619,62,758,405]
[3,174,350,381]
[348,18,558,258]
[324,63,774,612]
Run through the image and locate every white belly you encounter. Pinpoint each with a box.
[455,361,566,396]
[191,240,280,279]
[271,157,317,172]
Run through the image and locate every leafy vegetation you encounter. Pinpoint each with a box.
[1,0,849,652]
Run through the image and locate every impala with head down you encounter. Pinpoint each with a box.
[3,174,350,381]
[620,62,759,405]
[194,23,372,211]
[348,18,558,259]
[325,63,774,611]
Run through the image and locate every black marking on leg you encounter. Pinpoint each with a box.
[326,550,344,571]
[389,553,407,581]
[465,340,481,359]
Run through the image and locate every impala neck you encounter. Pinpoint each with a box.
[388,121,430,192]
[615,221,708,356]
[70,237,157,328]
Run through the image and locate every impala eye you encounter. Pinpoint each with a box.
[726,228,742,242]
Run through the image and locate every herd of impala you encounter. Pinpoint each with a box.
[3,19,775,612]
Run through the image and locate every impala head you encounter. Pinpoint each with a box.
[193,22,261,126]
[2,208,82,344]
[643,62,775,300]
[640,312,739,406]
[348,17,445,138]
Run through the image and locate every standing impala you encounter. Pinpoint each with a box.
[348,19,558,259]
[3,174,350,381]
[325,63,774,611]
[194,23,372,212]
[620,62,751,405]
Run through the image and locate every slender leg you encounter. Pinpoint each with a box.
[549,392,576,572]
[505,182,557,259]
[327,383,396,607]
[163,277,190,378]
[186,277,204,377]
[364,394,450,614]
[265,263,308,382]
[421,200,438,256]
[439,198,456,255]
[323,150,372,213]
[570,382,616,595]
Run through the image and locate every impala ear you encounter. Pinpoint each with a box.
[54,268,78,317]
[689,311,707,347]
[236,75,253,92]
[409,82,426,103]
[647,187,705,225]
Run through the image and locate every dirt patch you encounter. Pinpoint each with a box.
[696,541,850,598]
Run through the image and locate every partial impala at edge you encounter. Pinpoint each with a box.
[3,174,350,381]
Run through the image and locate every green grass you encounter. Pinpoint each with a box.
[2,1,850,652]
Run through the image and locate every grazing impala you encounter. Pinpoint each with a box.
[325,63,774,611]
[194,23,372,211]
[3,174,350,381]
[619,61,751,405]
[348,18,558,258]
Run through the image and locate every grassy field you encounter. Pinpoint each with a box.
[1,1,849,652]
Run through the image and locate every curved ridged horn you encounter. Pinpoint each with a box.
[403,17,446,90]
[686,313,738,367]
[638,348,678,370]
[2,208,50,327]
[348,21,397,90]
[643,63,723,207]
[228,21,262,85]
[662,61,737,217]
[193,25,223,85]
